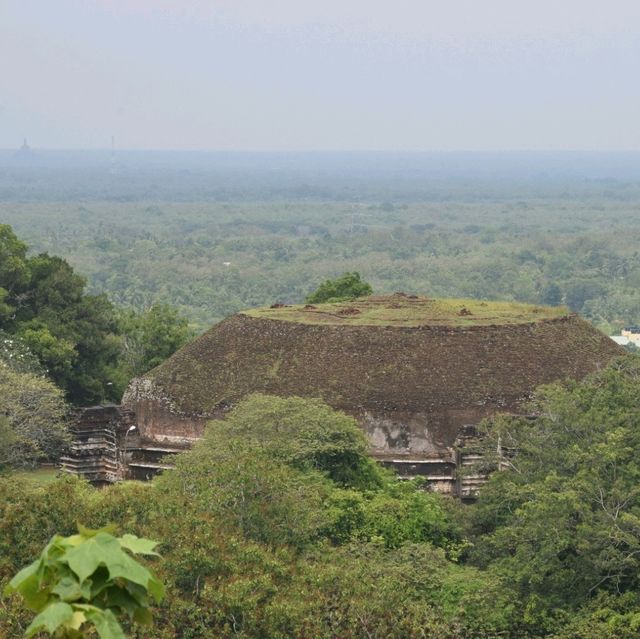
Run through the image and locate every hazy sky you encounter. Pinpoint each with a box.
[1,1,639,151]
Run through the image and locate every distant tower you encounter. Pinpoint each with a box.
[15,138,33,159]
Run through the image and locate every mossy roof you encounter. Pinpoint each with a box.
[242,295,568,327]
[134,297,624,448]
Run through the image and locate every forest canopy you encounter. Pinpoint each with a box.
[3,170,640,334]
[0,225,192,405]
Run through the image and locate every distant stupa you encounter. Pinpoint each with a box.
[15,138,34,160]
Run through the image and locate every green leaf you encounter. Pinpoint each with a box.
[116,554,164,602]
[86,608,127,639]
[78,523,118,538]
[87,566,111,599]
[68,609,87,630]
[106,551,157,591]
[146,574,165,603]
[52,576,84,602]
[123,580,148,605]
[119,533,160,556]
[5,562,49,611]
[4,559,40,594]
[101,585,141,616]
[66,532,121,582]
[25,602,74,637]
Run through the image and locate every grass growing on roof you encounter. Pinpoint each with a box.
[242,295,568,327]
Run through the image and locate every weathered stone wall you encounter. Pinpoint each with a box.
[360,407,494,457]
[122,378,216,445]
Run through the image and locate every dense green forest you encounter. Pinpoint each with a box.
[2,364,640,638]
[2,154,640,333]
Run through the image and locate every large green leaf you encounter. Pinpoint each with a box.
[25,602,73,637]
[66,532,121,582]
[100,584,142,616]
[119,533,160,556]
[5,562,49,611]
[105,551,157,592]
[78,523,118,538]
[88,566,112,599]
[146,573,165,602]
[133,606,153,626]
[5,559,39,592]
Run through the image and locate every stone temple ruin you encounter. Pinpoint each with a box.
[62,295,624,497]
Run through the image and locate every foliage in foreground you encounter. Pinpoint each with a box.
[4,365,640,637]
[5,525,163,639]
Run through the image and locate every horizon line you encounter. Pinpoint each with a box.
[2,147,640,154]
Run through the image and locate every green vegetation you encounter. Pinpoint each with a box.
[118,304,193,379]
[305,272,373,304]
[0,363,70,470]
[200,394,383,489]
[0,224,122,404]
[3,372,640,638]
[3,173,640,334]
[5,525,163,638]
[245,295,567,326]
[11,467,60,486]
[0,226,191,405]
[468,355,640,636]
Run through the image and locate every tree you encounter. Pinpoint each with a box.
[469,356,640,634]
[0,363,70,468]
[159,435,333,550]
[540,282,563,306]
[119,304,192,377]
[5,525,163,639]
[564,278,605,312]
[0,225,29,322]
[202,394,384,489]
[305,272,372,304]
[15,256,122,405]
[0,226,122,404]
[0,417,37,471]
[0,331,44,375]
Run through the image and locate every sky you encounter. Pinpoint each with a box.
[1,1,639,151]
